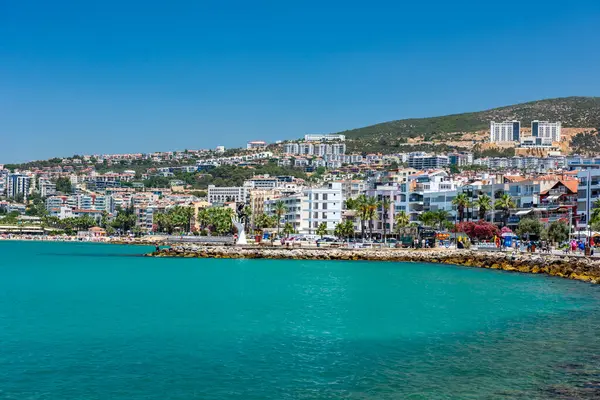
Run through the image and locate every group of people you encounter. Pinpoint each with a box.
[564,239,594,255]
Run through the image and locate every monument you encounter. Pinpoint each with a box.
[232,202,248,245]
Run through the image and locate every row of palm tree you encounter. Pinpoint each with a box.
[452,192,516,226]
[346,195,381,239]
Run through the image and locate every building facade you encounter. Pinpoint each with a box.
[207,185,249,205]
[6,174,31,200]
[490,121,520,142]
[531,120,561,143]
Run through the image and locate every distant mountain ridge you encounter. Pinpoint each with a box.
[336,97,600,141]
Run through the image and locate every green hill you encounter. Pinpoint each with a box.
[336,96,600,153]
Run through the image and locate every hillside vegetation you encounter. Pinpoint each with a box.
[338,97,600,153]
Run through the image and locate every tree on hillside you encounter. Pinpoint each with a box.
[55,177,72,194]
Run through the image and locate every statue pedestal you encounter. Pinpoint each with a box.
[232,221,248,245]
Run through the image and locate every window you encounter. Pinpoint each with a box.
[314,212,318,219]
[323,193,328,201]
[322,212,327,219]
[323,203,328,210]
[314,193,319,200]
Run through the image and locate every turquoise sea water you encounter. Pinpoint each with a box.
[1,241,600,399]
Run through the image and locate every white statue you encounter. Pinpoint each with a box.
[232,202,248,245]
[232,219,248,245]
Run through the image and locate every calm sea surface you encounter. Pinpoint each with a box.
[1,241,600,399]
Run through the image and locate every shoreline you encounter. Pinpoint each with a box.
[0,235,164,245]
[149,245,600,284]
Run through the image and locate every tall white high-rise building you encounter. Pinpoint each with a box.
[531,121,561,142]
[490,121,520,143]
[6,174,31,200]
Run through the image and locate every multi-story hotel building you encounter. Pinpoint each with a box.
[531,120,561,143]
[6,174,31,200]
[207,185,249,205]
[490,121,520,143]
[265,182,343,234]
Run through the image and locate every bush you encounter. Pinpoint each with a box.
[455,221,499,241]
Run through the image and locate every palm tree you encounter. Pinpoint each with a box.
[474,194,493,221]
[282,222,296,237]
[381,196,392,242]
[419,211,437,228]
[433,209,450,230]
[316,222,328,239]
[273,201,287,237]
[207,207,235,235]
[590,199,600,230]
[254,213,276,231]
[355,194,369,239]
[494,193,516,227]
[242,205,252,232]
[452,193,471,222]
[344,198,358,211]
[334,220,354,240]
[365,196,380,239]
[394,210,410,233]
[196,208,210,232]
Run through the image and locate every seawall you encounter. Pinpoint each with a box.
[148,246,600,284]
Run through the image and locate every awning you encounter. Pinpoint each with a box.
[546,195,561,201]
[515,210,532,216]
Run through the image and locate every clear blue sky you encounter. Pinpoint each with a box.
[1,0,600,163]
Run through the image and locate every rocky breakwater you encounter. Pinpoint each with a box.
[149,246,600,284]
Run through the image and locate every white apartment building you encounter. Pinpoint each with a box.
[577,168,600,229]
[305,182,343,233]
[244,175,280,190]
[265,182,343,234]
[45,194,116,216]
[283,142,346,157]
[208,185,249,204]
[246,140,267,150]
[340,180,367,200]
[407,153,450,170]
[0,170,8,196]
[396,170,460,223]
[6,174,31,200]
[298,143,313,155]
[265,193,305,233]
[283,143,299,154]
[304,134,345,142]
[532,120,561,143]
[490,121,520,143]
[39,179,57,197]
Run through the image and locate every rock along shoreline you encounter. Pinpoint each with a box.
[149,246,600,284]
